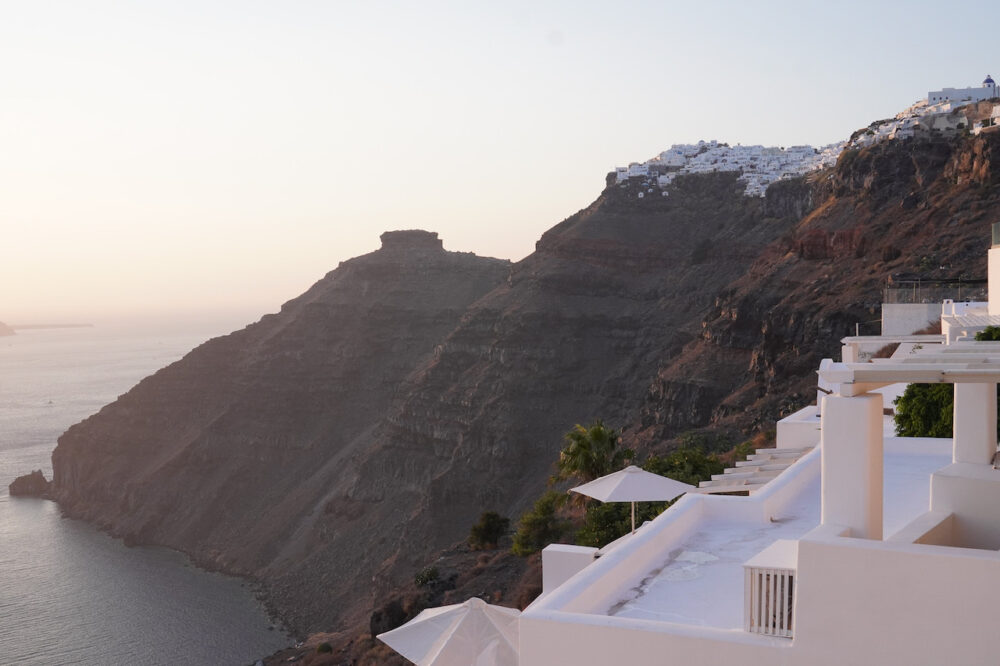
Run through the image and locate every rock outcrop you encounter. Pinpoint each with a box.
[45,131,1000,638]
[9,470,50,496]
[0,321,14,336]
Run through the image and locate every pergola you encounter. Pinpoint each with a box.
[815,340,1000,541]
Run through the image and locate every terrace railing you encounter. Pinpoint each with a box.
[744,566,795,638]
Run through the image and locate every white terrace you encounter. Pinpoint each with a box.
[521,340,1000,665]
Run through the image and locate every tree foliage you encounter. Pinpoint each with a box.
[976,326,1000,341]
[575,448,724,548]
[556,421,634,483]
[511,491,570,557]
[643,447,725,486]
[894,383,954,437]
[468,511,510,550]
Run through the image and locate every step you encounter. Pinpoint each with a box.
[746,450,806,461]
[711,469,782,482]
[697,482,768,495]
[734,460,795,470]
[756,446,814,455]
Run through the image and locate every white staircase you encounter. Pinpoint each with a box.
[697,446,814,494]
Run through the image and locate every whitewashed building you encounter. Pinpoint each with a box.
[928,75,999,104]
[516,227,1000,664]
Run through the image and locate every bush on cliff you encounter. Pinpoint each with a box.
[575,448,725,548]
[469,511,510,550]
[511,491,570,556]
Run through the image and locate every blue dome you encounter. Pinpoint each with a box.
[985,74,996,86]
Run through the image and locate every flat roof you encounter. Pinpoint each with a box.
[603,437,951,629]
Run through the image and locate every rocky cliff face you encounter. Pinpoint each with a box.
[47,132,1000,636]
[633,133,1000,443]
[51,230,511,629]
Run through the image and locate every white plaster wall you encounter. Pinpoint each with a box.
[881,303,941,335]
[519,613,788,666]
[931,462,1000,549]
[542,545,598,593]
[794,536,1000,664]
[776,405,820,449]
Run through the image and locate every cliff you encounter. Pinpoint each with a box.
[46,132,1000,638]
[632,132,1000,444]
[51,230,511,630]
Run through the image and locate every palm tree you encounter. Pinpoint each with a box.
[556,421,634,483]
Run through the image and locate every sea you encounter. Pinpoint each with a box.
[0,325,291,666]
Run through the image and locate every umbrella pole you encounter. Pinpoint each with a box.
[631,501,636,534]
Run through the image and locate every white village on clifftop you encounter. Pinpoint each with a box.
[378,77,1000,665]
[616,74,1000,199]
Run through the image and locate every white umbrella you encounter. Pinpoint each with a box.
[377,597,520,666]
[570,465,695,534]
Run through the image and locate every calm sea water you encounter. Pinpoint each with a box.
[0,327,290,666]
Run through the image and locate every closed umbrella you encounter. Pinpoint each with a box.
[570,465,695,534]
[377,597,519,666]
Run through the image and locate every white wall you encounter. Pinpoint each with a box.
[542,545,598,593]
[931,462,1000,549]
[776,405,820,449]
[794,535,1000,664]
[881,303,941,335]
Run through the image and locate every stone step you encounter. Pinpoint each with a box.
[734,460,794,470]
[712,469,782,482]
[746,450,807,461]
[697,482,768,495]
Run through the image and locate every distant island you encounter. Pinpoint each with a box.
[0,321,13,336]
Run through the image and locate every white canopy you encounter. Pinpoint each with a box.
[570,465,695,533]
[377,597,520,666]
[570,465,695,503]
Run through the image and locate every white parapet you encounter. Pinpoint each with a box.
[820,393,883,539]
[541,544,599,594]
[776,404,820,449]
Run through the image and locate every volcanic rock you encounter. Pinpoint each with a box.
[9,470,50,497]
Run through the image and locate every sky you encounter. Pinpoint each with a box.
[2,0,998,329]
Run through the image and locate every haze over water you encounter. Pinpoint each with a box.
[0,326,289,665]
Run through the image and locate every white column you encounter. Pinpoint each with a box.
[953,383,997,465]
[821,393,883,539]
[841,344,858,363]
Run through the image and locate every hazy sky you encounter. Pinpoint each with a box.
[2,0,997,327]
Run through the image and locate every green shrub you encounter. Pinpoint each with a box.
[469,511,510,550]
[976,326,1000,341]
[575,500,670,548]
[643,447,724,486]
[894,384,954,437]
[414,566,439,587]
[512,491,569,556]
[316,642,333,654]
